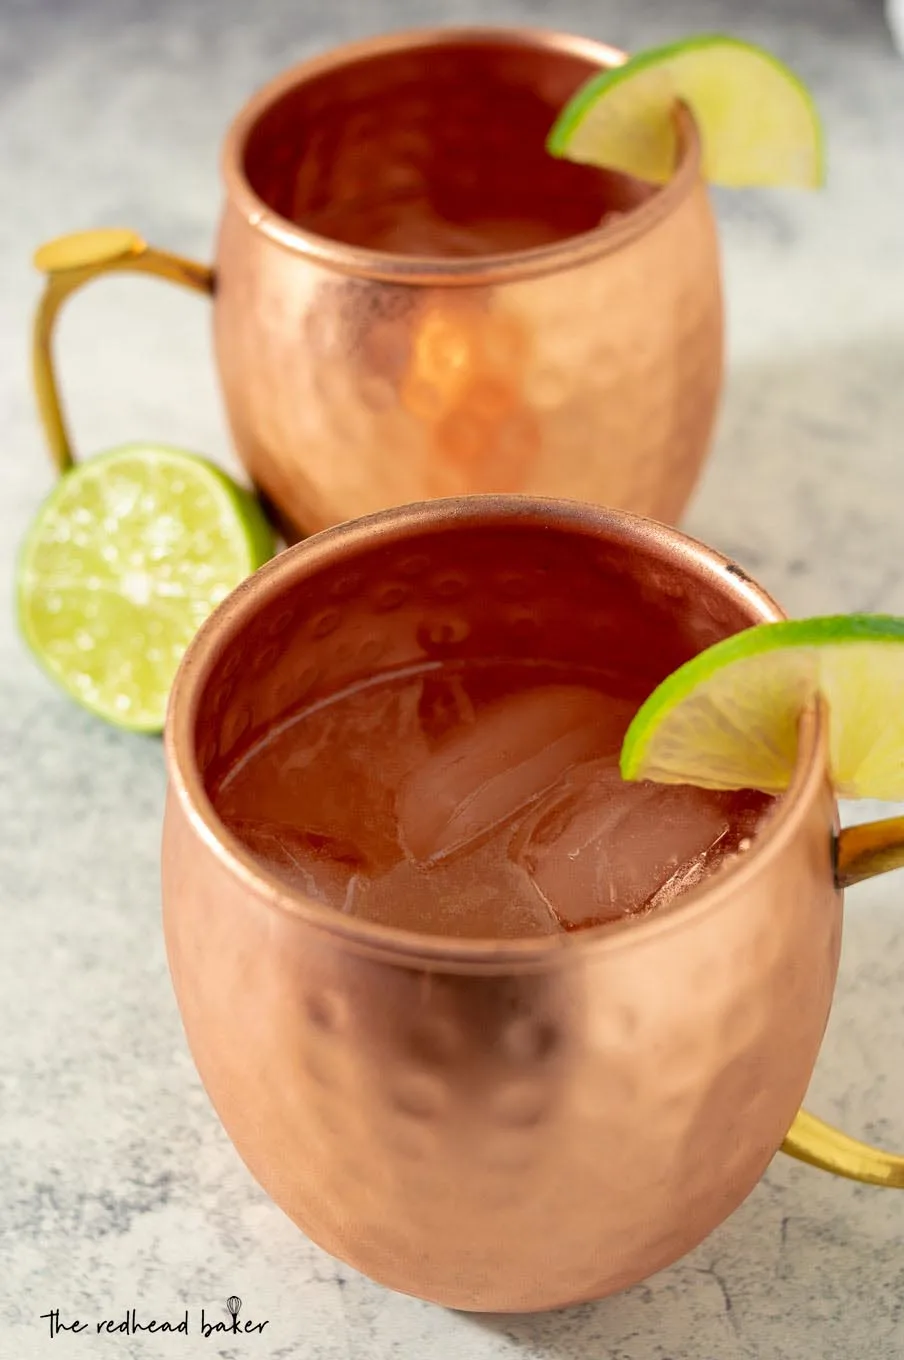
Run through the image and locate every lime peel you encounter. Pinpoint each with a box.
[17,444,275,733]
[620,615,904,799]
[547,33,824,189]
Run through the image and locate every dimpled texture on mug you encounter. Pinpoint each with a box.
[164,798,840,1311]
[212,182,721,536]
[167,522,840,1312]
[197,524,755,796]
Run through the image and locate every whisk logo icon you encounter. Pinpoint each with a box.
[199,1294,269,1338]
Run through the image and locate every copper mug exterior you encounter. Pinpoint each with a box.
[32,27,722,538]
[162,496,904,1314]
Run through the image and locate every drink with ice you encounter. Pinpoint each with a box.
[214,659,771,938]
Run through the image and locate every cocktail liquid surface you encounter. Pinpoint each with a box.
[214,659,773,938]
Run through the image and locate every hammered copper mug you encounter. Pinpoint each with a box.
[32,26,722,539]
[162,496,904,1314]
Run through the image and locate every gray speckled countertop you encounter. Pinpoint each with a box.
[3,1,904,1356]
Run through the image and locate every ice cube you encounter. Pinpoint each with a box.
[514,760,757,928]
[396,685,636,864]
[347,829,560,938]
[216,674,431,874]
[223,816,362,907]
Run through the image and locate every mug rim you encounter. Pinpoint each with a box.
[219,25,705,286]
[164,495,829,970]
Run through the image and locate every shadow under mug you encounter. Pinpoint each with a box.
[162,496,904,1314]
[32,26,722,540]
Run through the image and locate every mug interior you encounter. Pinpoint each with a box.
[240,35,659,258]
[189,503,781,833]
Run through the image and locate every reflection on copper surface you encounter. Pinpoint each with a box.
[32,30,725,537]
[161,497,854,1313]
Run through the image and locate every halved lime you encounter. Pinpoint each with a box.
[620,616,904,797]
[547,34,824,188]
[17,444,275,733]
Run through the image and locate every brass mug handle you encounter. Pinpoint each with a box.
[782,816,904,1186]
[32,228,213,475]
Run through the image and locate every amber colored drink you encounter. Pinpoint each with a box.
[213,658,772,938]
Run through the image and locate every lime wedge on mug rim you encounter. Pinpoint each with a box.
[620,615,904,798]
[17,443,274,733]
[547,33,824,189]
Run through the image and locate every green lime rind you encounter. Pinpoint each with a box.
[547,33,824,190]
[17,443,275,734]
[619,615,904,798]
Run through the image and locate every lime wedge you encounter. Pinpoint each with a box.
[17,444,274,733]
[620,616,904,797]
[547,34,824,188]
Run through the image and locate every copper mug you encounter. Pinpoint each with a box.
[32,26,722,540]
[162,496,904,1314]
